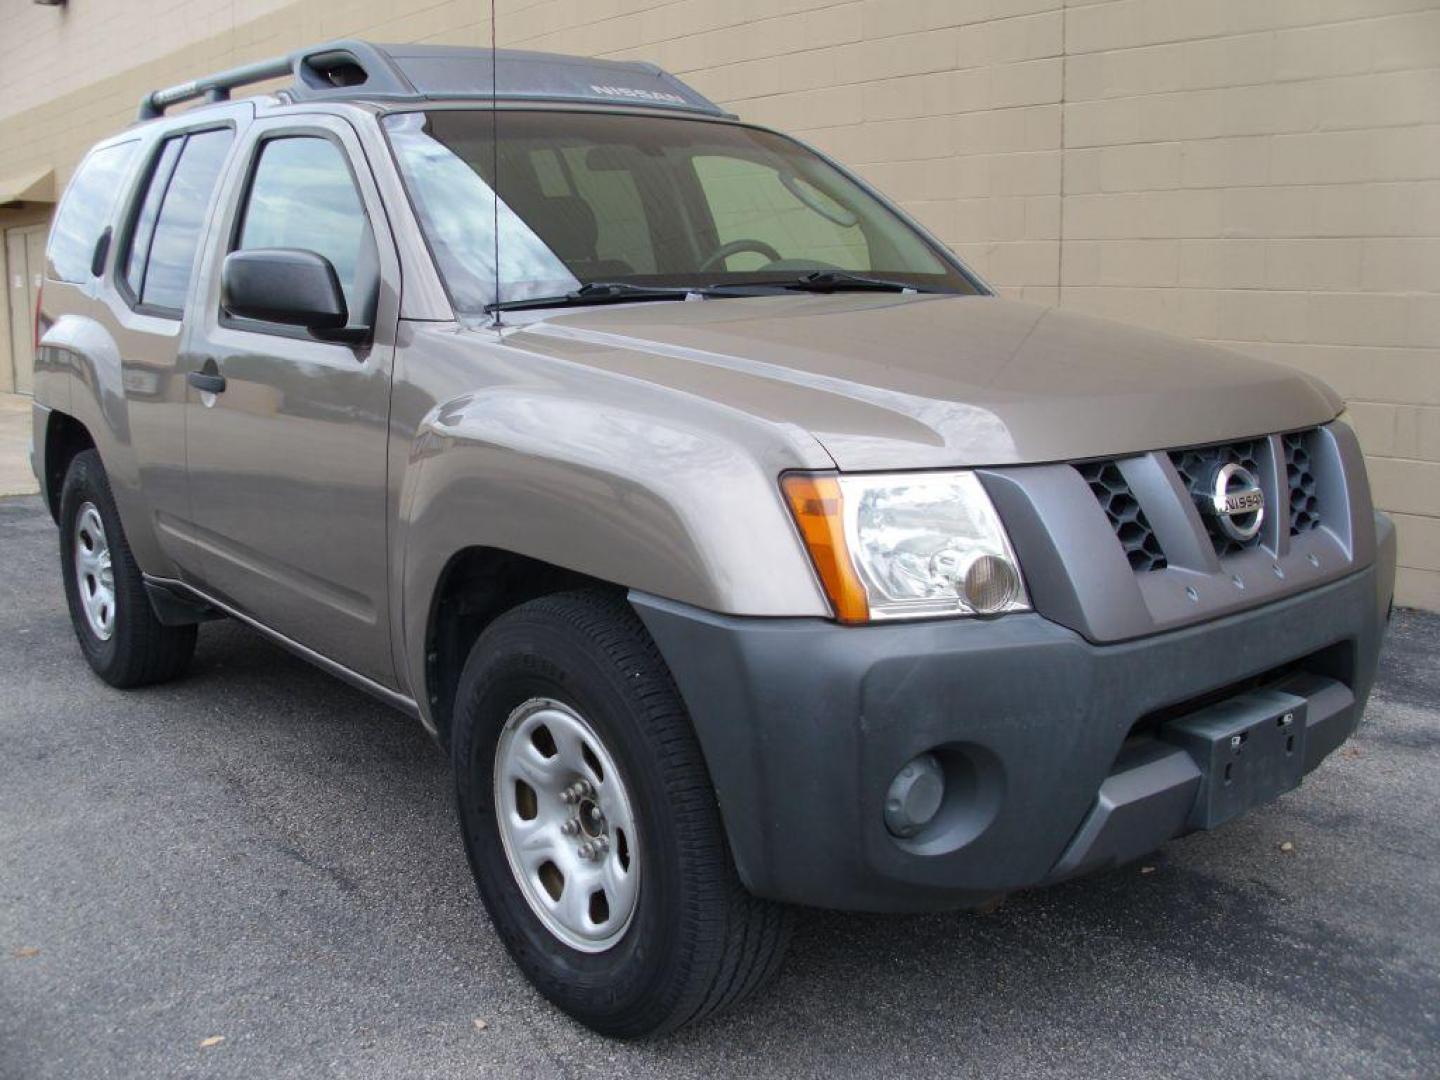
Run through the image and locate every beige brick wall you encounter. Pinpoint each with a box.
[1,0,1436,607]
[1050,0,1440,611]
[0,0,295,123]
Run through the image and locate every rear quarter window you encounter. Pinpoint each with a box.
[47,141,139,283]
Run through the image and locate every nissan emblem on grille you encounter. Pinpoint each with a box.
[1208,463,1265,542]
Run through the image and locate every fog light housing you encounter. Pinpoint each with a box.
[884,753,945,838]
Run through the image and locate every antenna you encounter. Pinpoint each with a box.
[489,0,503,328]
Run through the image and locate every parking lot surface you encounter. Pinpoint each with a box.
[1,492,1436,1079]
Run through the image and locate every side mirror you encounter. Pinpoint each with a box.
[221,248,352,334]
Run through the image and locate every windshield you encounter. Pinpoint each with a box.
[383,109,978,314]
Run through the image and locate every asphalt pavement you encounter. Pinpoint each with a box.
[1,492,1436,1079]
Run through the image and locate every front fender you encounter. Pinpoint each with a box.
[397,382,835,714]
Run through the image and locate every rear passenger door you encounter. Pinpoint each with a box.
[181,115,399,685]
[108,119,239,580]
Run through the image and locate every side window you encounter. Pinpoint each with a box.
[122,136,183,300]
[138,129,234,312]
[47,141,139,283]
[561,147,656,274]
[236,136,375,322]
[692,155,868,271]
[521,146,657,275]
[530,148,570,197]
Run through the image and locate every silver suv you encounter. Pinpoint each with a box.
[33,41,1396,1038]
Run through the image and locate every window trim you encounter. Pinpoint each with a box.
[114,121,237,320]
[218,126,380,343]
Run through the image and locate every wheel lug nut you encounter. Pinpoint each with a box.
[561,820,578,836]
[578,842,594,860]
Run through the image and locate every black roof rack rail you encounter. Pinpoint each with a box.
[137,40,733,121]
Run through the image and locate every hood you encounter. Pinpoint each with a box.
[502,294,1341,470]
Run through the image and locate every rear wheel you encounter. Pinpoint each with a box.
[59,450,196,687]
[451,590,791,1038]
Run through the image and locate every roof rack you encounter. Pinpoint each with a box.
[137,40,733,121]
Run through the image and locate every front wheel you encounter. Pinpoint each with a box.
[451,590,791,1038]
[59,450,196,687]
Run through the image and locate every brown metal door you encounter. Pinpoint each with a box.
[5,224,46,395]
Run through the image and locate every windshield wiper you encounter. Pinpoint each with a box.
[486,281,723,314]
[777,270,929,293]
[484,273,939,313]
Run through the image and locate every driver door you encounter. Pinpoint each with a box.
[181,115,400,685]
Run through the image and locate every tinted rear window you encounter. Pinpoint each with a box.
[47,141,139,283]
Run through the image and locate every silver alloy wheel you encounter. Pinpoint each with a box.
[73,502,116,642]
[494,697,641,953]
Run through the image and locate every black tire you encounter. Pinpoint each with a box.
[59,449,197,688]
[451,589,792,1038]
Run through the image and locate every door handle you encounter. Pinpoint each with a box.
[187,370,227,394]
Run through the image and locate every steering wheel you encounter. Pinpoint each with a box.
[697,238,784,273]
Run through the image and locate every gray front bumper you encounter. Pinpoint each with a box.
[633,514,1395,913]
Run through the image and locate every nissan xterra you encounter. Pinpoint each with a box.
[32,42,1395,1037]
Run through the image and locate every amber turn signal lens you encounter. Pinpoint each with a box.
[781,474,870,624]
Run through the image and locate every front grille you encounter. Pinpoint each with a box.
[1079,427,1330,573]
[1003,423,1356,638]
[1169,438,1268,558]
[1283,430,1321,534]
[1077,459,1167,572]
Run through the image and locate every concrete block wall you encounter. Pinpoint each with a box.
[0,0,1436,606]
[0,0,295,124]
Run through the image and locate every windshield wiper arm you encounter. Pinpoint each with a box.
[778,270,928,293]
[486,281,722,314]
[484,273,939,313]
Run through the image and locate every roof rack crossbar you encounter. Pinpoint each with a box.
[138,55,293,119]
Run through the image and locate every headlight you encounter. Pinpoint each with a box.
[782,471,1029,623]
